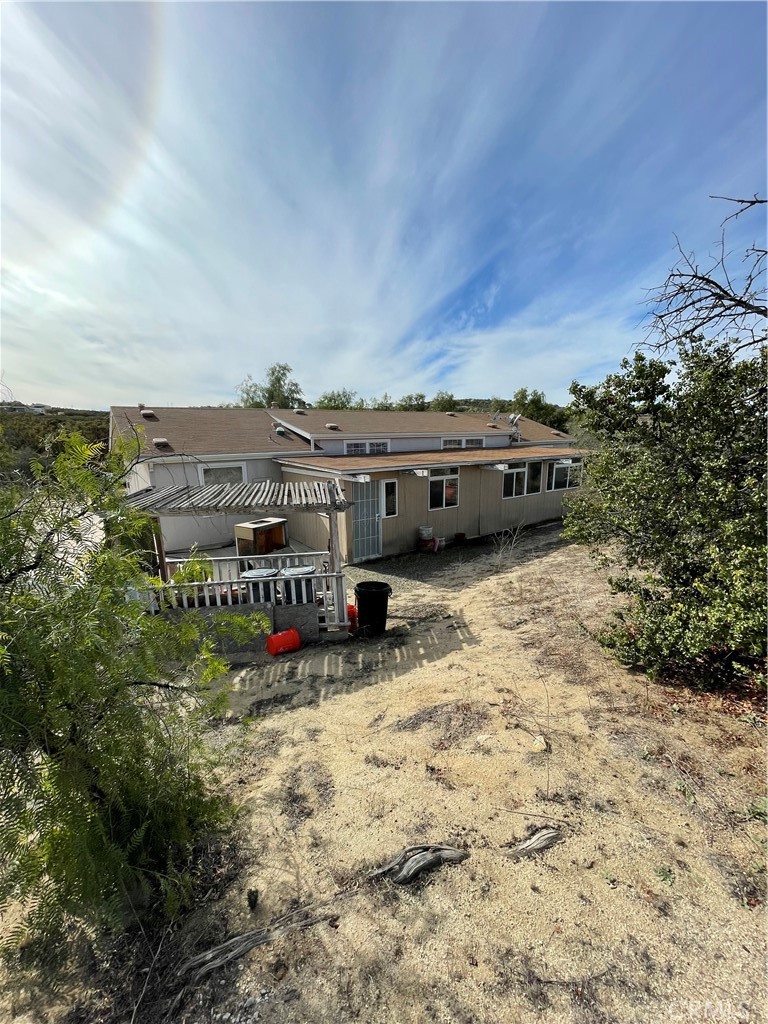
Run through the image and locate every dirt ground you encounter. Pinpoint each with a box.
[6,526,767,1024]
[186,525,766,1024]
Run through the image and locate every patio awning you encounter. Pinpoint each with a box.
[126,478,350,516]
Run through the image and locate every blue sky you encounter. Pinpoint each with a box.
[2,1,765,408]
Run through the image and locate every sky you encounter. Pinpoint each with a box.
[1,1,765,410]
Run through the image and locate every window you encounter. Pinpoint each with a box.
[442,438,485,450]
[502,460,544,498]
[502,462,527,498]
[547,458,583,490]
[383,480,398,517]
[526,461,542,494]
[429,467,459,510]
[201,464,245,486]
[344,440,390,455]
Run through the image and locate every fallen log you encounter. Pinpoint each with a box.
[368,843,469,884]
[502,827,564,860]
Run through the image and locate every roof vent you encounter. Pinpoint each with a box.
[293,408,306,414]
[152,437,170,447]
[325,423,340,430]
[275,425,287,436]
[141,408,156,419]
[551,430,564,436]
[445,411,457,416]
[486,423,498,429]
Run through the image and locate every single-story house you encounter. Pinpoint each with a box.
[110,405,586,563]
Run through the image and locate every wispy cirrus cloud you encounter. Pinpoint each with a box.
[2,2,765,409]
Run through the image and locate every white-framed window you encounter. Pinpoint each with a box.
[429,467,459,510]
[382,479,398,518]
[547,458,583,490]
[344,439,390,455]
[199,462,246,486]
[441,437,485,450]
[502,462,527,498]
[502,460,544,498]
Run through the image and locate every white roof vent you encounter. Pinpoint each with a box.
[445,411,457,416]
[141,408,156,418]
[275,425,287,436]
[293,408,305,414]
[486,423,498,429]
[325,423,340,430]
[152,437,170,447]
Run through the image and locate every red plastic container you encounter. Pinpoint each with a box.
[347,604,358,631]
[266,628,301,657]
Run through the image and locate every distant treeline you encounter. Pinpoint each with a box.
[311,387,570,432]
[0,408,109,477]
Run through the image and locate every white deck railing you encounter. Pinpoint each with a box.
[134,566,348,631]
[166,552,329,583]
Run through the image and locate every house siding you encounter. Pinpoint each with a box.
[317,433,515,456]
[281,461,574,563]
[147,456,282,492]
[149,457,283,553]
[160,513,251,554]
[377,464,568,557]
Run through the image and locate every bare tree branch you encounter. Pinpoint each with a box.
[644,197,766,354]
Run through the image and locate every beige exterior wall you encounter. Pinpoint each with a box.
[375,465,568,558]
[280,470,337,556]
[286,510,331,553]
[280,460,574,563]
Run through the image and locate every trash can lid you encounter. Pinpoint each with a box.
[281,565,315,577]
[241,568,279,579]
[354,580,392,594]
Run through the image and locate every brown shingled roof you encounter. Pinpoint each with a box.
[109,406,311,457]
[109,405,572,458]
[271,409,572,443]
[277,445,586,474]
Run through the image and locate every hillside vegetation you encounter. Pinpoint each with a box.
[0,407,109,477]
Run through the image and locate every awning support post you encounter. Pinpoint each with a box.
[328,509,341,573]
[151,517,169,582]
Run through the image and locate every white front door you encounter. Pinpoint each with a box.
[352,480,382,562]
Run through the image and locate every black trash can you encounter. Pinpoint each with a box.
[354,581,392,636]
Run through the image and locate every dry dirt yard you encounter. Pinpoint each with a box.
[8,526,765,1024]
[181,525,766,1024]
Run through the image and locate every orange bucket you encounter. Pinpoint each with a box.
[266,628,301,657]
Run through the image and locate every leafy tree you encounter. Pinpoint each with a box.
[315,388,363,409]
[510,388,570,432]
[236,363,304,408]
[395,392,428,411]
[429,390,458,412]
[366,392,395,411]
[0,433,261,948]
[565,197,766,687]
